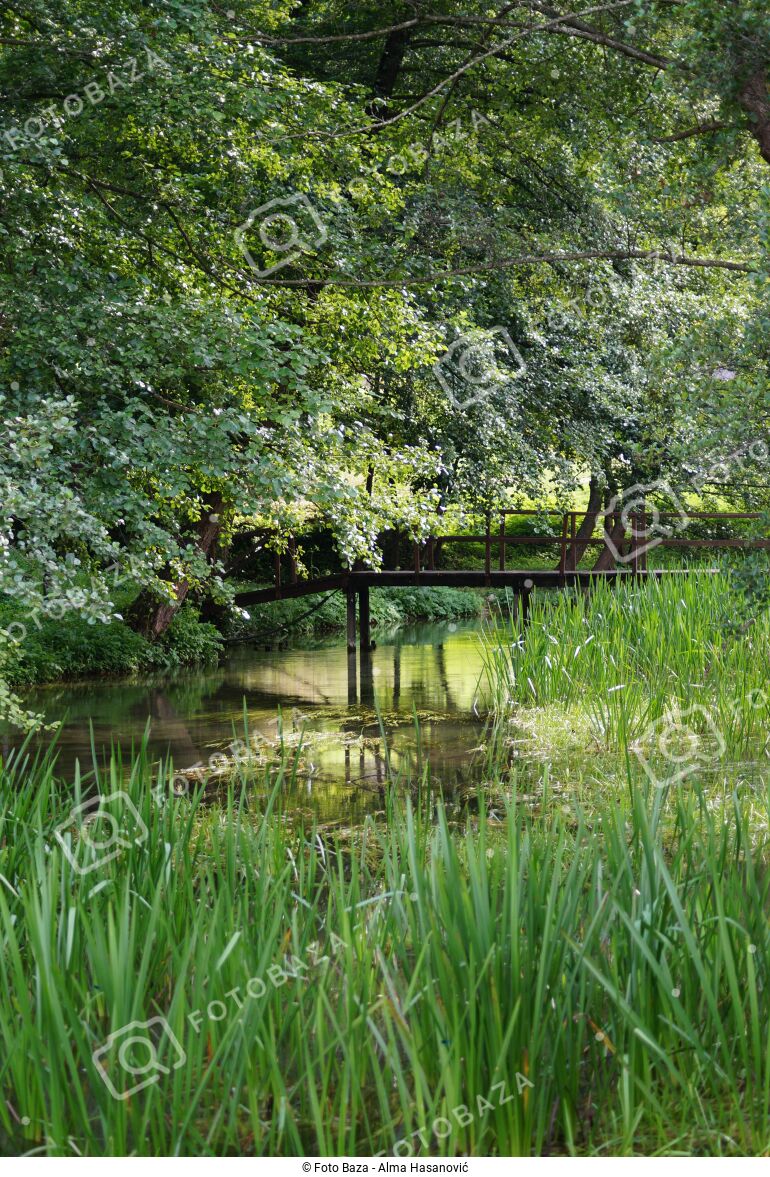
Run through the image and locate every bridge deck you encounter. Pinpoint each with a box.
[234,567,697,607]
[231,508,761,687]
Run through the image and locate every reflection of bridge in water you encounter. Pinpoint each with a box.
[235,509,769,702]
[6,625,490,816]
[142,628,492,814]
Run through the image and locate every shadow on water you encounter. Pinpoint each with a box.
[0,620,494,822]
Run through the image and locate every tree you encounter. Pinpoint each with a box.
[0,0,766,677]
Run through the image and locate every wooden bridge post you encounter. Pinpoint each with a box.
[346,582,357,652]
[346,582,357,705]
[359,584,376,704]
[569,512,577,572]
[359,585,371,651]
[499,514,506,571]
[485,512,492,585]
[360,640,375,706]
[559,513,568,584]
[274,551,282,599]
[522,582,531,625]
[641,507,648,572]
[630,512,639,575]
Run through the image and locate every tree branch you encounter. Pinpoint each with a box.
[651,120,730,144]
[526,1,672,69]
[250,248,754,289]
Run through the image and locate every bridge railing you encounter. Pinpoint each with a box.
[420,509,769,580]
[260,510,768,595]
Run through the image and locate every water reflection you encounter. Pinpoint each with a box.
[2,621,492,821]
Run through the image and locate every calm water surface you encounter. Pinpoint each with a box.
[3,620,494,822]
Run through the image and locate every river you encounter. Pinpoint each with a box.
[1,620,494,823]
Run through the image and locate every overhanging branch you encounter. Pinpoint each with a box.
[652,121,730,144]
[251,249,755,289]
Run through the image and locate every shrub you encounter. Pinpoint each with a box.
[0,603,222,686]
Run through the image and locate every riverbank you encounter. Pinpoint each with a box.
[3,575,770,1155]
[1,586,492,689]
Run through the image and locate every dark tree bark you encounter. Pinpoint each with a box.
[556,474,604,571]
[740,68,770,165]
[370,26,412,110]
[127,491,224,640]
[592,513,628,571]
[380,528,401,569]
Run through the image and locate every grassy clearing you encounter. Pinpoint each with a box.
[1,728,770,1156]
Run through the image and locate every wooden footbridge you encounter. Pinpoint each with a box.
[234,508,767,696]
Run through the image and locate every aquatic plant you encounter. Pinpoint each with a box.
[1,730,769,1156]
[483,572,770,762]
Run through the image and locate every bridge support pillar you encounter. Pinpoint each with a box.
[346,584,357,705]
[360,647,375,706]
[346,583,357,651]
[515,584,532,631]
[359,586,371,651]
[347,648,358,706]
[358,585,374,705]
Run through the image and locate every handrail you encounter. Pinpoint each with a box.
[264,510,769,592]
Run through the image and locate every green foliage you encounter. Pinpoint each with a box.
[1,0,768,670]
[375,587,485,623]
[150,608,224,671]
[1,605,222,686]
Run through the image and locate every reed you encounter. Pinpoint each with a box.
[1,725,769,1156]
[483,572,770,763]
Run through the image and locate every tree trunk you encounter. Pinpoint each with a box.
[381,528,400,569]
[556,475,603,571]
[127,491,224,640]
[592,513,628,571]
[370,27,412,112]
[740,68,770,165]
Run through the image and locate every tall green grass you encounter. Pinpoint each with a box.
[1,731,770,1156]
[484,572,770,761]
